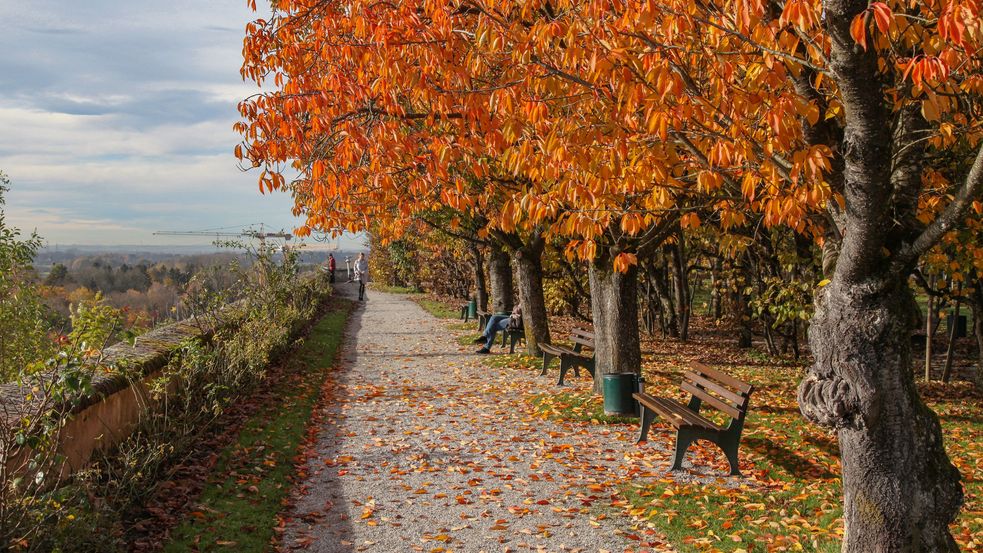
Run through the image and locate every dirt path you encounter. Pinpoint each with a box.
[282,287,676,552]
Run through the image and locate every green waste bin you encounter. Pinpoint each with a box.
[603,373,641,416]
[468,299,478,318]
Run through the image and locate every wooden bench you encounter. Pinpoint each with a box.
[460,303,471,322]
[540,327,595,385]
[500,326,525,353]
[475,309,492,331]
[634,362,753,476]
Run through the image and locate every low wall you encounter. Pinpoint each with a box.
[0,275,331,478]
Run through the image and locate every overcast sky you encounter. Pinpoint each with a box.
[0,1,361,249]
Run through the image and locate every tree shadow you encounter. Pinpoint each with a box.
[744,436,838,480]
[280,288,362,551]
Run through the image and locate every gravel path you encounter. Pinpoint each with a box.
[282,287,687,552]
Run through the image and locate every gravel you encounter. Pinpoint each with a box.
[282,286,707,552]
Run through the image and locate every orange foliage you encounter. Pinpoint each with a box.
[237,0,982,268]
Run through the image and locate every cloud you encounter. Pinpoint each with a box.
[0,0,323,246]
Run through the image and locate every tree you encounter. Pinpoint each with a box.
[44,263,69,286]
[0,171,53,381]
[238,0,983,546]
[237,0,557,353]
[471,0,981,546]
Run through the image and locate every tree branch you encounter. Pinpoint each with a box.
[896,142,983,268]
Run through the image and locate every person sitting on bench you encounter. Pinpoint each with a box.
[474,303,521,354]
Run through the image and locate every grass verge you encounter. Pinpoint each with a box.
[413,296,461,319]
[163,300,352,552]
[530,390,637,425]
[503,338,980,551]
[370,284,419,294]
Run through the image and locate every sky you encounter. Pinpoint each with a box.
[0,1,363,250]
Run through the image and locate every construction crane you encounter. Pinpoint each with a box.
[153,224,294,250]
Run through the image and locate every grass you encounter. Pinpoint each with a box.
[498,323,982,552]
[621,481,842,552]
[163,301,351,553]
[530,390,638,424]
[370,283,419,294]
[413,296,462,319]
[632,361,980,551]
[458,332,483,346]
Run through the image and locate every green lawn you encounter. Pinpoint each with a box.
[507,344,981,552]
[412,296,462,319]
[164,301,351,552]
[370,283,419,294]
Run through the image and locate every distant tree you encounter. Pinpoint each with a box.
[44,263,69,286]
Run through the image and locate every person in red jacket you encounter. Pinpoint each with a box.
[327,253,336,283]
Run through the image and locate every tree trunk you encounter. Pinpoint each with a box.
[941,283,962,384]
[711,257,723,319]
[799,280,963,551]
[513,237,550,354]
[736,261,753,348]
[925,275,935,382]
[641,272,658,335]
[649,257,678,337]
[670,240,690,341]
[488,246,514,313]
[471,243,488,312]
[588,260,641,394]
[973,282,983,378]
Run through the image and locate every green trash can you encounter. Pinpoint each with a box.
[603,373,642,416]
[468,299,478,318]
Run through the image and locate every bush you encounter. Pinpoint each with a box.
[0,173,54,381]
[1,246,333,552]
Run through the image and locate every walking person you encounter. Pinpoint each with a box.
[353,252,368,301]
[474,303,521,354]
[327,253,336,283]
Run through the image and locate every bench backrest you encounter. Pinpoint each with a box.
[570,327,595,351]
[681,362,753,421]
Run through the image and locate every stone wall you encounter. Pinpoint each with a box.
[0,274,331,477]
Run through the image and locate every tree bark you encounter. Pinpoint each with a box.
[471,243,488,312]
[711,257,722,319]
[512,236,550,354]
[588,259,641,394]
[972,281,983,378]
[670,237,690,341]
[736,259,754,348]
[941,282,962,384]
[925,275,935,382]
[488,246,513,313]
[800,281,962,551]
[649,255,678,337]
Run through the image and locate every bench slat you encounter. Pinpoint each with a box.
[570,336,594,349]
[680,381,743,419]
[635,393,691,426]
[540,344,570,356]
[541,344,590,359]
[635,393,720,430]
[690,362,753,394]
[683,370,747,407]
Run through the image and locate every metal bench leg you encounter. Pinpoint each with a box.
[509,334,518,354]
[541,352,555,376]
[637,406,656,443]
[718,436,742,477]
[670,430,696,471]
[557,359,570,385]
